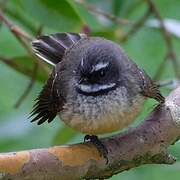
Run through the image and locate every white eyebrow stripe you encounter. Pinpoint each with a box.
[93,62,109,71]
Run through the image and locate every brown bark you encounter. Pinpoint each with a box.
[0,86,180,180]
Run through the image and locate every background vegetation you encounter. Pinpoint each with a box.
[0,0,180,179]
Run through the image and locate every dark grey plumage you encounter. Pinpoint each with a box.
[30,33,164,134]
[30,33,86,124]
[32,33,85,65]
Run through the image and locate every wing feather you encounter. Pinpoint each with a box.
[30,69,64,125]
[32,33,87,65]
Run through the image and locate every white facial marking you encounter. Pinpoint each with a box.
[78,83,116,93]
[93,62,109,72]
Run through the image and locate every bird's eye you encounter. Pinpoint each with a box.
[99,69,106,77]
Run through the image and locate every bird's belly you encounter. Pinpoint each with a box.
[60,88,145,135]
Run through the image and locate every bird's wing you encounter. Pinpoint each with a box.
[32,33,87,66]
[139,68,165,103]
[30,69,64,125]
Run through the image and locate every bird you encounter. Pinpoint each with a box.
[30,32,164,159]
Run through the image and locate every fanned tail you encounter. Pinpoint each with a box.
[32,33,87,66]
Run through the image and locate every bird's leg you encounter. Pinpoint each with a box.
[84,135,108,163]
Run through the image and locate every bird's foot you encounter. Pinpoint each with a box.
[84,135,108,164]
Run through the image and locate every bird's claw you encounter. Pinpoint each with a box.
[84,135,108,164]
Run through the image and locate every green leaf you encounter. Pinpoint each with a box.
[5,0,38,34]
[52,126,77,145]
[92,29,117,41]
[18,0,83,32]
[3,56,49,82]
[68,1,103,31]
[112,0,124,16]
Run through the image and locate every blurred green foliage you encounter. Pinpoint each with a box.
[0,0,180,179]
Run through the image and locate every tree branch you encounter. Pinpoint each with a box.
[0,86,180,179]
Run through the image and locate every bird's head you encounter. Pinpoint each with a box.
[75,38,130,96]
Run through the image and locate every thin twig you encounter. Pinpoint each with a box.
[0,9,51,75]
[124,0,143,17]
[153,54,168,80]
[0,0,8,29]
[146,0,172,51]
[14,62,38,108]
[75,0,132,26]
[120,6,152,42]
[14,25,44,108]
[0,10,31,41]
[0,56,11,62]
[0,56,32,75]
[146,0,180,80]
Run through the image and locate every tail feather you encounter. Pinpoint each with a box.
[32,33,87,66]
